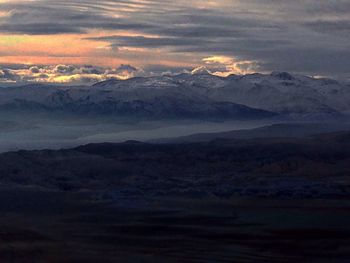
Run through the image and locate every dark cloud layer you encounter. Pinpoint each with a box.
[0,0,349,78]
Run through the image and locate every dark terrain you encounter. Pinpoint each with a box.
[0,131,350,262]
[1,130,350,197]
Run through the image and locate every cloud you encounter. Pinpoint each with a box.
[0,23,85,35]
[0,64,146,84]
[0,68,19,82]
[0,0,349,78]
[54,65,76,74]
[303,20,350,35]
[105,64,145,80]
[0,1,156,35]
[0,58,259,85]
[29,66,40,74]
[202,56,260,76]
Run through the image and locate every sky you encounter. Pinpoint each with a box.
[0,0,349,84]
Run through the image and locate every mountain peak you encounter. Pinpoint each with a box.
[270,71,295,81]
[92,78,121,88]
[191,66,211,75]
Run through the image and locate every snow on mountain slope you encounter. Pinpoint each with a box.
[207,72,350,115]
[0,80,275,120]
[93,72,350,116]
[0,72,349,119]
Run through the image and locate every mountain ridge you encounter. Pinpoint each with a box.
[0,72,349,120]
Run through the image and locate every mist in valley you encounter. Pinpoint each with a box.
[0,112,278,152]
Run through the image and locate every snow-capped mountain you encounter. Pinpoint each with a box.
[207,72,350,116]
[0,72,349,120]
[0,79,274,120]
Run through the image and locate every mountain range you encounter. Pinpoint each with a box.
[0,71,349,120]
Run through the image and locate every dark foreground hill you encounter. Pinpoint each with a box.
[1,131,350,198]
[0,133,350,262]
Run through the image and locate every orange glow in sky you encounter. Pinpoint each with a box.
[0,0,347,83]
